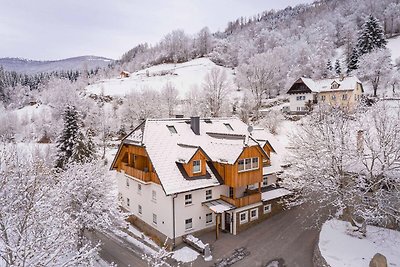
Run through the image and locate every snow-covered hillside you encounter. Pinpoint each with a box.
[387,35,400,62]
[86,58,235,98]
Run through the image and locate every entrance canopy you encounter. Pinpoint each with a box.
[203,199,235,214]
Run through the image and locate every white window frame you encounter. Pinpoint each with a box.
[137,184,142,194]
[250,208,258,221]
[153,213,157,225]
[342,94,347,100]
[138,204,142,215]
[238,157,259,172]
[263,204,272,214]
[193,160,201,174]
[205,189,212,200]
[185,218,193,230]
[185,194,192,206]
[126,178,130,187]
[239,211,248,224]
[206,213,213,224]
[152,190,157,202]
[127,197,130,207]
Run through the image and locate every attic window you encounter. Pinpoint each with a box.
[224,123,234,131]
[167,125,177,134]
[331,82,340,89]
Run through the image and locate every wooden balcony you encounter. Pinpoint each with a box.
[220,192,261,208]
[120,163,156,183]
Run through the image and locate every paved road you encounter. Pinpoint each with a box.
[87,230,148,267]
[193,201,330,267]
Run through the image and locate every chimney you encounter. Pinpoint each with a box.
[190,116,200,135]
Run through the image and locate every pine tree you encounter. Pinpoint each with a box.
[327,60,333,72]
[347,47,359,73]
[56,105,96,168]
[357,15,387,55]
[56,105,80,168]
[334,59,342,75]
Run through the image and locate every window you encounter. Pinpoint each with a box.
[126,178,130,187]
[206,213,213,224]
[238,159,244,171]
[239,211,248,224]
[250,208,258,220]
[152,190,156,202]
[137,184,142,194]
[321,95,326,101]
[296,95,306,101]
[263,176,268,187]
[127,198,130,207]
[342,94,347,100]
[238,157,259,172]
[263,204,272,214]
[224,123,234,131]
[185,218,193,230]
[331,95,336,100]
[153,214,157,225]
[167,125,177,134]
[331,82,339,89]
[193,160,201,174]
[185,194,192,205]
[206,189,212,200]
[252,157,259,169]
[138,205,142,215]
[229,187,234,198]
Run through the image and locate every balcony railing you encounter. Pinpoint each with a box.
[220,192,261,208]
[120,163,156,183]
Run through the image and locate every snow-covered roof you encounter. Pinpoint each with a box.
[300,76,362,93]
[261,188,293,202]
[203,199,236,213]
[121,117,272,195]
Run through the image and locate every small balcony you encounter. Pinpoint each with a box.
[120,162,156,183]
[220,191,261,208]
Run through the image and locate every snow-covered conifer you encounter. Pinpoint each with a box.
[356,15,387,55]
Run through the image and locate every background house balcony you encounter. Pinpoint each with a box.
[120,162,156,183]
[220,192,261,208]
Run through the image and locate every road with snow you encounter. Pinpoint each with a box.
[87,230,148,267]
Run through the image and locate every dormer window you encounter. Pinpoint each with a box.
[167,125,177,134]
[193,160,201,173]
[331,81,340,89]
[224,123,234,131]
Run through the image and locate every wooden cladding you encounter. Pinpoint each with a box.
[221,193,261,208]
[114,144,160,184]
[213,146,265,188]
[182,149,207,177]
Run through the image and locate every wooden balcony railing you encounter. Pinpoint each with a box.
[120,163,155,183]
[220,192,261,208]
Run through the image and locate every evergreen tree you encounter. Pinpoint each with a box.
[326,59,333,72]
[56,105,80,168]
[56,105,96,168]
[347,47,359,73]
[356,15,387,55]
[334,59,342,75]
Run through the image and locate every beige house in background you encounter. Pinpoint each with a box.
[287,76,364,113]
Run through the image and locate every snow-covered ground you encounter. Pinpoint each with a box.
[387,35,400,62]
[171,246,199,263]
[319,219,400,267]
[86,58,236,98]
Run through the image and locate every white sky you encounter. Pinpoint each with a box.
[0,0,313,60]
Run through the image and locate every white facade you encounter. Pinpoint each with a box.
[288,93,315,113]
[117,171,229,239]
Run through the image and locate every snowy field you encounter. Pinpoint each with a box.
[387,35,400,62]
[86,58,236,98]
[319,219,400,267]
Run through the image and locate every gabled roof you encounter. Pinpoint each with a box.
[115,118,272,195]
[288,76,362,94]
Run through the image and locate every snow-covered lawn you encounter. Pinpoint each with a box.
[319,219,400,267]
[86,58,236,98]
[387,35,400,62]
[171,246,199,263]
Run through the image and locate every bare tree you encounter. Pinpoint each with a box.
[161,82,179,117]
[202,68,231,117]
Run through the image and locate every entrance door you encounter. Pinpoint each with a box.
[225,212,231,233]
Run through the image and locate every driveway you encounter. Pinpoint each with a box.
[192,201,329,267]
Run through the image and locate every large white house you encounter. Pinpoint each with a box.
[287,76,363,113]
[110,117,290,247]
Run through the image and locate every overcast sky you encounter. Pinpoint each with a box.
[0,0,313,60]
